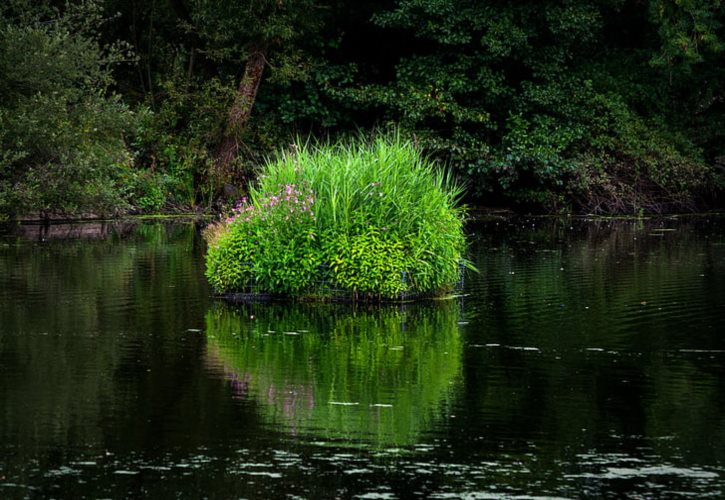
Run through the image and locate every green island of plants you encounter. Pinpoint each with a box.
[204,134,468,300]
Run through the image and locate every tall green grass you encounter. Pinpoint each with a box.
[205,133,468,299]
[256,134,464,235]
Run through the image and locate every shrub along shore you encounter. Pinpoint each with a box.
[204,135,468,301]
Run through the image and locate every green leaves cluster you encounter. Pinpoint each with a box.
[204,220,257,293]
[325,229,412,297]
[205,133,467,299]
[205,182,319,294]
[0,0,137,218]
[261,0,725,212]
[3,0,724,216]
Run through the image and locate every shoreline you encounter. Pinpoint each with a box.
[5,207,725,225]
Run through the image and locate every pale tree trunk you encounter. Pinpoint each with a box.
[215,46,267,178]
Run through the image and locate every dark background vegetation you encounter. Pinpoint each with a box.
[2,0,725,218]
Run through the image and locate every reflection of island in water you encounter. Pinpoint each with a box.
[204,302,463,446]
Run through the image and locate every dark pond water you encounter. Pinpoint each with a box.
[1,217,724,498]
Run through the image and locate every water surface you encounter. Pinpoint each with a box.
[1,218,724,498]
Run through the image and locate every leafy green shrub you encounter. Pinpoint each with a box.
[294,1,721,213]
[205,182,320,294]
[0,1,137,218]
[324,228,413,298]
[204,133,468,300]
[128,170,168,212]
[131,78,238,211]
[205,220,257,292]
[247,183,320,293]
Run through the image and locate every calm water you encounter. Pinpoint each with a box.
[1,217,724,498]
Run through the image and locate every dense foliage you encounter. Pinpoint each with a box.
[204,135,467,299]
[1,0,724,217]
[0,1,138,218]
[311,0,725,212]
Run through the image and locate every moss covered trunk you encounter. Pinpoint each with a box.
[215,46,267,178]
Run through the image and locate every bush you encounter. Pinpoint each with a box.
[0,1,137,218]
[130,78,238,212]
[204,133,468,300]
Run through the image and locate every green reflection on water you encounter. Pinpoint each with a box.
[0,222,211,452]
[205,301,463,446]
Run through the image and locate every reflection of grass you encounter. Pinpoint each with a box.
[205,302,462,447]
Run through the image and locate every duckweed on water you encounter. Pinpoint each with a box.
[204,134,469,300]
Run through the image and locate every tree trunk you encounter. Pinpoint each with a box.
[215,46,267,177]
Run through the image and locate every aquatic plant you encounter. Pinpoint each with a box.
[205,133,468,299]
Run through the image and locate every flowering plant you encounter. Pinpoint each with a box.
[210,183,319,293]
[206,134,468,300]
[228,183,315,229]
